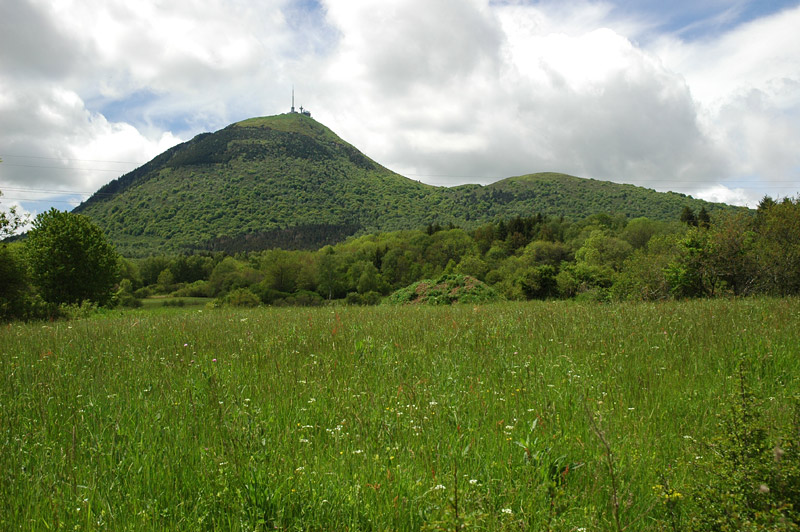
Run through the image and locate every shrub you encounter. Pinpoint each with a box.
[171,280,212,298]
[220,288,261,308]
[683,358,800,531]
[385,274,504,305]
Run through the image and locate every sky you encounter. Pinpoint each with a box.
[2,0,800,228]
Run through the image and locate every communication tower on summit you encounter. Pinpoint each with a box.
[290,87,311,117]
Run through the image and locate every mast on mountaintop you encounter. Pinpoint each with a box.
[290,86,311,117]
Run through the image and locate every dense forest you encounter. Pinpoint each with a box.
[4,185,798,320]
[101,195,799,309]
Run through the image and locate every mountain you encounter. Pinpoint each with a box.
[74,113,742,256]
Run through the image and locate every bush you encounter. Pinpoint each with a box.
[251,286,291,305]
[276,290,324,307]
[134,286,153,298]
[385,274,504,305]
[220,288,261,308]
[171,280,212,298]
[682,358,800,531]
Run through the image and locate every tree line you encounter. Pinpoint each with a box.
[2,193,799,320]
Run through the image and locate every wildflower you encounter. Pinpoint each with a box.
[212,358,217,363]
[469,479,478,485]
[433,484,446,491]
[501,508,513,515]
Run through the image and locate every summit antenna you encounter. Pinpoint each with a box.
[290,86,311,117]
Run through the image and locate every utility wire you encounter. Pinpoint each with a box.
[1,154,141,164]
[2,163,128,173]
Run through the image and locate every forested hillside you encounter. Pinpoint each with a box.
[107,197,797,310]
[72,113,741,256]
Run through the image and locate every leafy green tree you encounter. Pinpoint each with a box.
[522,240,572,267]
[169,254,214,284]
[1,190,32,319]
[575,230,633,272]
[612,233,680,301]
[138,255,172,286]
[355,262,382,294]
[697,206,711,228]
[620,217,669,250]
[1,190,28,239]
[208,257,262,296]
[156,269,175,294]
[0,243,30,320]
[664,227,720,298]
[316,246,344,300]
[25,209,120,306]
[753,197,800,295]
[707,213,758,296]
[118,257,143,290]
[455,255,489,281]
[423,229,476,271]
[680,206,698,226]
[556,262,616,301]
[259,249,300,293]
[517,264,558,299]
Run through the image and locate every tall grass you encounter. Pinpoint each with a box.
[1,298,798,530]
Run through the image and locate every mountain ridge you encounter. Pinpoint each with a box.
[73,113,744,256]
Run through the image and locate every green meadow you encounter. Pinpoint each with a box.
[2,298,799,530]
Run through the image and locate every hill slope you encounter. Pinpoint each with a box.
[74,113,742,256]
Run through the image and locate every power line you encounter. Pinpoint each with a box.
[0,186,110,196]
[2,163,128,173]
[0,196,86,204]
[1,154,141,164]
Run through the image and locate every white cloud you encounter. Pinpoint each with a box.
[2,0,800,214]
[653,4,800,198]
[693,184,759,207]
[316,1,730,195]
[0,81,181,196]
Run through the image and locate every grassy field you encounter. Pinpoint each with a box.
[1,298,798,530]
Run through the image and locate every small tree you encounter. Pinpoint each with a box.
[680,206,698,227]
[1,189,31,319]
[697,206,711,228]
[1,189,28,239]
[26,209,120,306]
